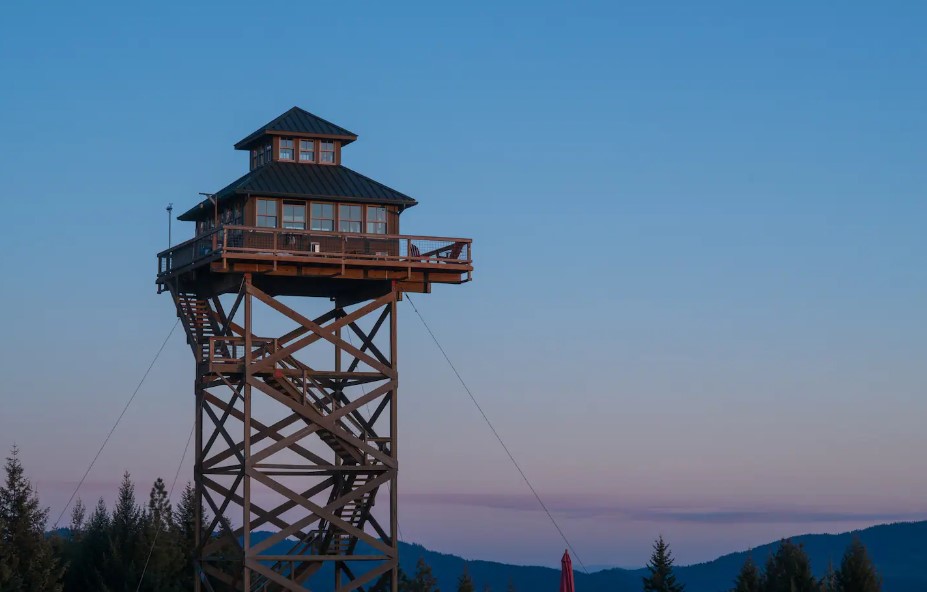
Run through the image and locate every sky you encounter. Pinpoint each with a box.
[1,0,926,569]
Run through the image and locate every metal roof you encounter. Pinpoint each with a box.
[178,162,418,221]
[234,107,358,149]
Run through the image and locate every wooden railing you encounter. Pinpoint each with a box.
[157,225,472,277]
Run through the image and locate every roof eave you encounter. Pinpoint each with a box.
[233,131,358,151]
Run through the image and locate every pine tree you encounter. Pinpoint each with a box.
[833,539,881,592]
[0,445,64,591]
[406,556,440,592]
[761,539,817,592]
[506,578,516,592]
[173,481,202,589]
[57,498,88,592]
[820,561,837,592]
[105,470,145,591]
[138,478,184,592]
[642,535,685,592]
[457,564,475,592]
[69,498,87,540]
[64,497,110,591]
[731,556,761,592]
[0,505,11,586]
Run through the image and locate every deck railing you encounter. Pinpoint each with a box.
[157,225,471,277]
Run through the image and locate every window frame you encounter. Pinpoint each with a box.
[299,138,316,163]
[366,205,387,234]
[320,140,336,164]
[338,203,362,233]
[310,202,335,232]
[279,137,295,161]
[282,200,306,230]
[255,198,279,228]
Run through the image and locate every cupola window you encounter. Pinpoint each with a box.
[279,138,295,161]
[256,199,278,228]
[311,203,335,231]
[299,139,315,162]
[263,143,272,164]
[320,140,335,164]
[366,206,387,234]
[338,204,362,233]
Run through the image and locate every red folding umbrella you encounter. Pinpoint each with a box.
[560,549,575,592]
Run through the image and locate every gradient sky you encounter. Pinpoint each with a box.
[1,0,926,569]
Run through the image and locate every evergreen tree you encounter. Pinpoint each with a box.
[0,505,11,585]
[69,499,86,539]
[0,445,64,591]
[399,566,412,592]
[833,539,881,592]
[642,535,685,592]
[57,499,88,592]
[406,556,439,592]
[173,481,201,589]
[761,539,817,592]
[731,556,761,592]
[64,498,110,591]
[457,564,475,592]
[820,561,837,592]
[507,578,516,592]
[138,478,184,592]
[104,471,145,591]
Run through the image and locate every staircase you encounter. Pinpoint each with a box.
[175,293,218,361]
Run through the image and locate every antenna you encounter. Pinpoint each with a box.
[166,203,173,249]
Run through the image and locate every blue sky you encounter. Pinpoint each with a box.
[1,0,925,568]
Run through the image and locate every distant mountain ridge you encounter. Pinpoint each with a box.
[255,520,926,591]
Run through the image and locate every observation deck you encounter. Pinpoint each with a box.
[157,224,472,299]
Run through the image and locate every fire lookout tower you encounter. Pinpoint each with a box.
[157,107,473,592]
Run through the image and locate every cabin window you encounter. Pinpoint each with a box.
[311,203,334,231]
[282,201,306,229]
[279,138,294,161]
[256,199,278,228]
[263,143,272,164]
[299,139,315,162]
[366,206,387,234]
[320,140,335,164]
[338,204,362,233]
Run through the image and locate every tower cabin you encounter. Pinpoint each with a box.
[157,107,472,303]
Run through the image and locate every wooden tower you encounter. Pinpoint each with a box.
[157,107,472,592]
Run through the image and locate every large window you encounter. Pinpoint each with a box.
[338,204,362,233]
[320,140,335,164]
[299,139,315,162]
[279,138,294,161]
[366,206,387,234]
[311,203,334,231]
[282,201,306,229]
[256,199,277,228]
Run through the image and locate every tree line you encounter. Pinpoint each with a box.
[0,446,884,592]
[643,534,882,592]
[1,445,197,591]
